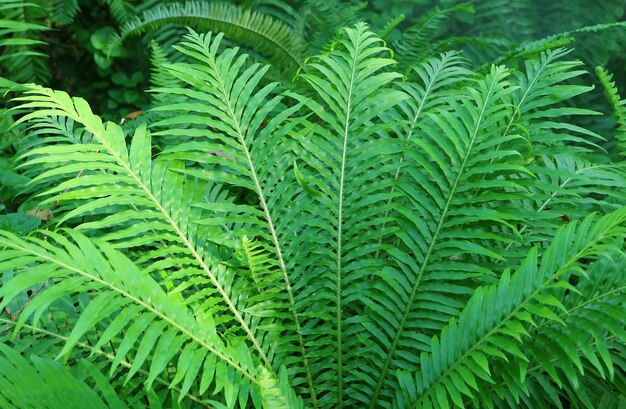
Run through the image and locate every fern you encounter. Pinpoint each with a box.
[101,0,136,25]
[0,0,50,84]
[107,1,307,77]
[5,86,292,403]
[596,66,626,157]
[491,253,626,407]
[0,343,130,409]
[51,0,80,26]
[1,23,625,409]
[392,3,474,70]
[395,210,626,408]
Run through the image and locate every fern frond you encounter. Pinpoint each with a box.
[51,0,79,26]
[0,230,263,405]
[491,253,626,408]
[374,51,473,255]
[8,85,301,405]
[108,1,307,76]
[0,344,128,409]
[146,39,182,123]
[0,0,50,84]
[393,3,474,69]
[100,0,135,25]
[395,209,626,408]
[148,40,177,91]
[294,23,408,407]
[596,66,626,157]
[364,64,518,408]
[150,28,319,405]
[517,158,626,251]
[0,317,214,407]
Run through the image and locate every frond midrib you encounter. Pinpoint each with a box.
[335,27,364,408]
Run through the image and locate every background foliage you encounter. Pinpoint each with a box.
[1,0,626,408]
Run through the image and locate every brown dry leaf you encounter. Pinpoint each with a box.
[27,207,53,221]
[126,110,144,120]
[207,150,236,160]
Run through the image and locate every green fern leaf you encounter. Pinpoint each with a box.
[396,209,626,408]
[107,1,307,77]
[0,344,129,409]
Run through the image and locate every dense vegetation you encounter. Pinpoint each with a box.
[1,1,626,408]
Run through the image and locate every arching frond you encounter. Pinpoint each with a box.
[490,252,626,408]
[362,63,518,408]
[107,1,307,77]
[149,28,319,404]
[395,209,626,408]
[8,83,304,405]
[0,229,264,405]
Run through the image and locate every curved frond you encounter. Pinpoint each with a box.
[149,28,320,405]
[363,63,517,408]
[108,1,307,76]
[0,230,263,405]
[7,83,306,405]
[490,253,626,408]
[14,85,275,365]
[395,209,626,408]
